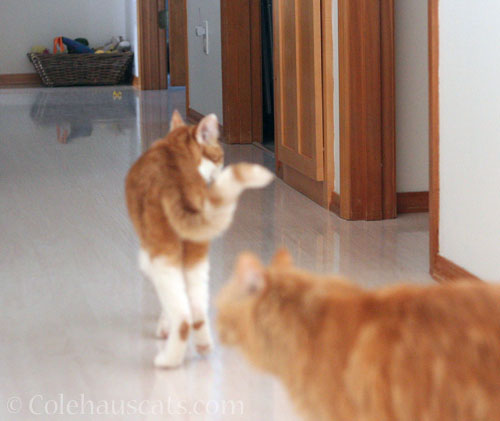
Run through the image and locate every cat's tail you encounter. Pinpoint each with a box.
[162,163,274,242]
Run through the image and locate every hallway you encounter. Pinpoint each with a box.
[0,86,432,420]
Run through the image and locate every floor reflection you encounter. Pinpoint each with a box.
[29,88,137,143]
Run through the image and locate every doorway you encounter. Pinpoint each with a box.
[261,0,275,152]
[220,0,394,217]
[137,0,187,91]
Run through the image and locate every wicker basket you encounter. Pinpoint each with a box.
[27,52,133,87]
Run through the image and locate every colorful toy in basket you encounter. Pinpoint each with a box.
[53,37,93,54]
[53,37,66,54]
[31,45,50,54]
[62,37,93,54]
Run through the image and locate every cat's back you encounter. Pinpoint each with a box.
[344,281,500,421]
[375,281,500,334]
[125,141,177,241]
[126,141,173,197]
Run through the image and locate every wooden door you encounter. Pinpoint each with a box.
[169,0,187,86]
[137,0,168,90]
[220,0,254,144]
[273,0,324,181]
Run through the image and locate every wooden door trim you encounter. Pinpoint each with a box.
[187,107,224,134]
[397,191,429,213]
[0,73,42,87]
[322,0,335,209]
[429,0,440,272]
[381,0,397,219]
[184,0,190,114]
[433,255,481,283]
[157,0,168,89]
[338,0,396,220]
[136,0,147,89]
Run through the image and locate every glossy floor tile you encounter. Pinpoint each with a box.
[0,86,432,420]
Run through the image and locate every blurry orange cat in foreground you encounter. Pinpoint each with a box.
[126,111,273,368]
[217,250,500,421]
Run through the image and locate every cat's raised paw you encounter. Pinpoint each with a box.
[233,163,274,189]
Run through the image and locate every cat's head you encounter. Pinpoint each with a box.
[169,110,224,183]
[216,249,293,346]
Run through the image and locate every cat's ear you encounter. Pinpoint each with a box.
[235,252,265,294]
[170,110,185,131]
[271,248,293,267]
[196,114,219,144]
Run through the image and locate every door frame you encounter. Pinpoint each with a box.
[428,0,480,281]
[428,0,439,274]
[220,0,394,218]
[338,0,396,220]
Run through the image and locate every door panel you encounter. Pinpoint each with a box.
[169,0,187,86]
[274,0,324,181]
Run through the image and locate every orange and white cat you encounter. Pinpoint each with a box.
[125,111,273,368]
[217,250,500,421]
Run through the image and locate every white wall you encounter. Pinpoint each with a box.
[395,0,429,193]
[332,1,429,194]
[125,0,139,77]
[439,0,500,280]
[0,0,128,74]
[187,0,223,122]
[333,0,341,194]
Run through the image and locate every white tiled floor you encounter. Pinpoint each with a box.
[0,86,432,420]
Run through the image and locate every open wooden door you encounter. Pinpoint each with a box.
[273,0,325,181]
[219,0,394,218]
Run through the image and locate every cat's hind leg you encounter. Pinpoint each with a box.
[139,249,170,339]
[184,247,213,355]
[155,310,170,339]
[141,251,192,368]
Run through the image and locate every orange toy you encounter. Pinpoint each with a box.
[53,37,65,54]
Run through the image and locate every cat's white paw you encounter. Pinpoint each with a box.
[236,164,274,189]
[154,350,184,369]
[196,342,214,356]
[247,165,274,188]
[155,317,170,339]
[194,327,214,356]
